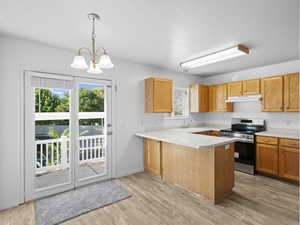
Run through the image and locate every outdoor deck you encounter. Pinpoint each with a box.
[35,161,106,189]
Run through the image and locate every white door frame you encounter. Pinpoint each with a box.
[24,71,75,201]
[23,70,115,201]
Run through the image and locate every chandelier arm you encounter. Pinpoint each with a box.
[95,47,108,61]
[78,47,92,60]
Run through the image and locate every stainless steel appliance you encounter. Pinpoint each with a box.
[220,118,265,175]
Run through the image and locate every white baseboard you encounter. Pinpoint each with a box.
[115,167,144,178]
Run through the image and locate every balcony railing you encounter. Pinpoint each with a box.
[35,135,106,174]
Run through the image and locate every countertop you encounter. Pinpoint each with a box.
[255,128,299,140]
[136,126,238,149]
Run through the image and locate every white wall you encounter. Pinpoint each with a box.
[0,35,202,210]
[200,60,300,129]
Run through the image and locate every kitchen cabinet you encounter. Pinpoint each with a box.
[279,147,299,181]
[145,77,173,113]
[189,84,208,112]
[228,82,243,97]
[284,73,299,112]
[242,79,260,95]
[256,136,299,182]
[208,85,216,112]
[279,139,299,182]
[261,76,284,112]
[214,84,233,112]
[256,143,278,175]
[144,138,162,177]
[208,131,221,136]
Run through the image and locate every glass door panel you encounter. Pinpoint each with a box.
[34,88,71,190]
[75,79,112,186]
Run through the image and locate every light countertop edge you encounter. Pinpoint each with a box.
[136,131,239,149]
[255,129,299,140]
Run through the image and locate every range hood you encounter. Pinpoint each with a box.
[225,95,262,103]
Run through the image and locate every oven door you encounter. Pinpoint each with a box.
[234,141,255,166]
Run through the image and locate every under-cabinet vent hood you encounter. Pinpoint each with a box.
[225,95,262,103]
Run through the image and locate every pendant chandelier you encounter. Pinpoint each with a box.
[71,13,114,74]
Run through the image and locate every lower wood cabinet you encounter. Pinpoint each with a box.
[279,147,299,181]
[208,131,221,136]
[144,138,162,177]
[256,143,278,175]
[256,136,299,182]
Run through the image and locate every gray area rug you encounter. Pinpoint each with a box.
[35,180,131,225]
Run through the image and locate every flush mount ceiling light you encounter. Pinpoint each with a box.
[180,45,249,69]
[71,13,114,74]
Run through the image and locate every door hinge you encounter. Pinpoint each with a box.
[114,85,117,92]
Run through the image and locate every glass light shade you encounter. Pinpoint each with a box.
[98,54,114,69]
[87,62,103,74]
[71,55,88,69]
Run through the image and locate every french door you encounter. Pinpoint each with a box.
[24,71,112,201]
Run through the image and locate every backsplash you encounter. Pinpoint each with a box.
[141,113,203,131]
[200,101,299,129]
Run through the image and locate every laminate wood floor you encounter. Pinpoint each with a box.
[0,171,298,225]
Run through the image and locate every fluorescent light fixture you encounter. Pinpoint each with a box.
[180,45,249,69]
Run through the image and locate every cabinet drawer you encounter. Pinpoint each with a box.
[256,136,278,145]
[279,139,299,149]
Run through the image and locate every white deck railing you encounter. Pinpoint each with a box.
[35,135,106,174]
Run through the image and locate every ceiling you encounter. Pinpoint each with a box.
[0,0,298,76]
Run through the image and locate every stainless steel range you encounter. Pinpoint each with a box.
[220,118,265,175]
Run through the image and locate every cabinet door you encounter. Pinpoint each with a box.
[279,147,299,181]
[144,139,161,176]
[243,79,260,95]
[215,84,233,112]
[199,85,209,112]
[189,84,199,113]
[208,86,216,112]
[284,73,299,112]
[153,78,173,112]
[189,84,208,112]
[256,143,278,175]
[215,84,226,111]
[261,76,283,112]
[228,82,243,97]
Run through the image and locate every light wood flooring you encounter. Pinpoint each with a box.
[0,171,298,225]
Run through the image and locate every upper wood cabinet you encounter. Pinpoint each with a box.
[189,84,208,112]
[284,73,299,112]
[228,82,243,97]
[145,78,173,113]
[214,84,233,112]
[243,79,260,95]
[261,76,284,112]
[208,85,216,112]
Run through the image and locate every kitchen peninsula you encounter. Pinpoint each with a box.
[136,127,238,203]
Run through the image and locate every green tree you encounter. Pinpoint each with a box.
[79,88,104,112]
